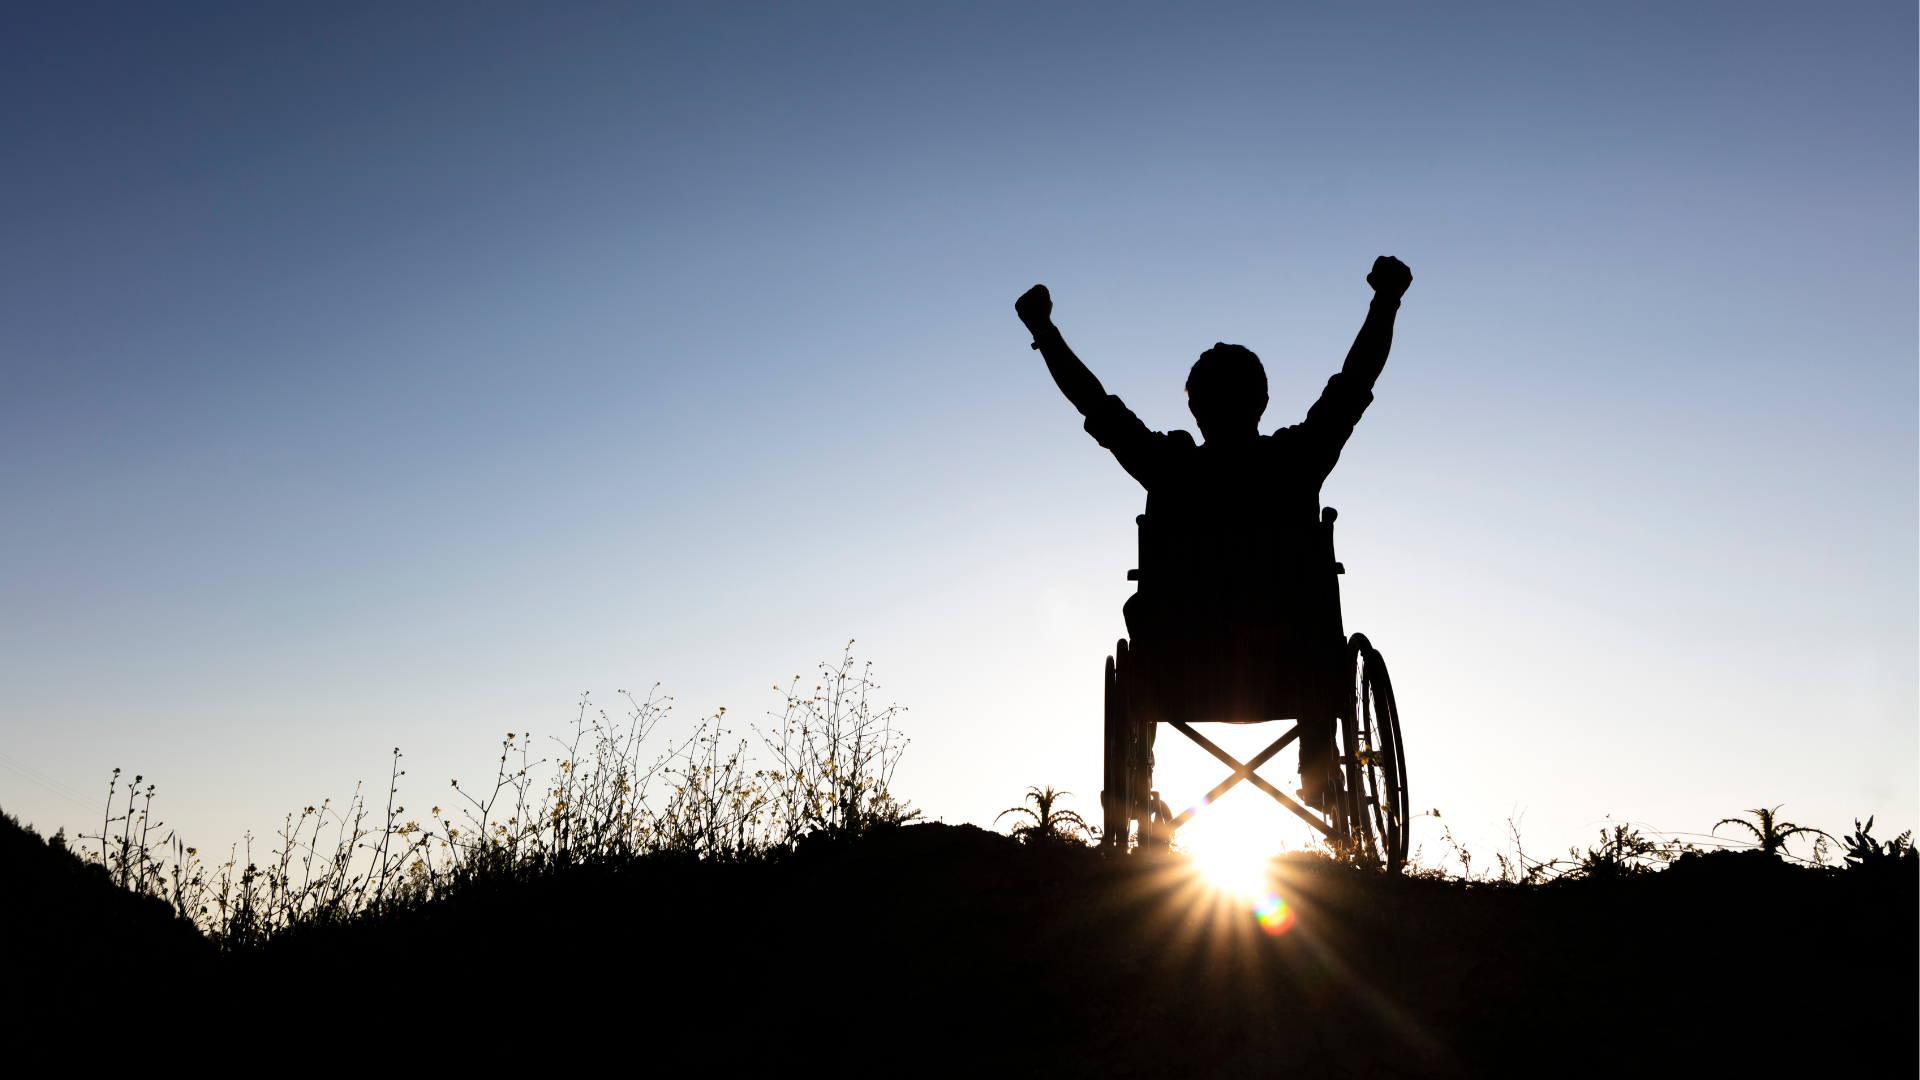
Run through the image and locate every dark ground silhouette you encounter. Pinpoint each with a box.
[1,810,207,970]
[9,812,1912,1074]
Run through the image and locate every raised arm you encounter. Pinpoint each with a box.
[1339,256,1413,390]
[1016,284,1109,417]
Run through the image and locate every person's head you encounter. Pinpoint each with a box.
[1185,343,1268,440]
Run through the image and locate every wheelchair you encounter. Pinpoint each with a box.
[1099,506,1410,871]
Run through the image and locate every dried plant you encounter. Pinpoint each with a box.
[757,642,917,843]
[74,644,912,949]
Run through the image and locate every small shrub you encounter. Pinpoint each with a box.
[1842,817,1916,872]
[1568,824,1682,879]
[996,786,1093,846]
[1713,805,1830,860]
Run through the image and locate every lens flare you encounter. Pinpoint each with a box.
[1253,891,1295,934]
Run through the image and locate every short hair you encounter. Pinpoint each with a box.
[1185,343,1267,401]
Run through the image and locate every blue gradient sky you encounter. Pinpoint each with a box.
[3,3,1913,862]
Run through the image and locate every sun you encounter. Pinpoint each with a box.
[1194,840,1270,897]
[1182,805,1280,898]
[1183,811,1299,934]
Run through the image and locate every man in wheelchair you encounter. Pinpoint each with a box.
[1016,256,1412,814]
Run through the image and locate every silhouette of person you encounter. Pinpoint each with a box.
[1017,257,1411,812]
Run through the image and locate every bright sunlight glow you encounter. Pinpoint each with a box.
[1182,800,1283,898]
[1193,836,1272,898]
[1183,806,1298,934]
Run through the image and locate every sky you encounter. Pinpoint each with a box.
[2,3,1913,868]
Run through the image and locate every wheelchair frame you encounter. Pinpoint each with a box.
[1099,506,1410,870]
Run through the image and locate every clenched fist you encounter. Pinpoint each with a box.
[1015,283,1053,330]
[1366,256,1413,300]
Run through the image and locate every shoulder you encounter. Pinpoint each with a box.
[1085,397,1193,451]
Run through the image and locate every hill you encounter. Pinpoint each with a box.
[9,814,1910,1074]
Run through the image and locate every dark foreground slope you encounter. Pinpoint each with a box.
[12,819,1915,1075]
[1,811,210,973]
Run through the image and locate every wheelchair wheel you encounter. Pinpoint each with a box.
[1344,633,1409,872]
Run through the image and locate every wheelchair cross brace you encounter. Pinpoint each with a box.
[1166,720,1336,839]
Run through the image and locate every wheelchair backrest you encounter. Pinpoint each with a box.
[1129,505,1344,585]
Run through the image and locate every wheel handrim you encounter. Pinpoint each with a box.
[1347,634,1409,872]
